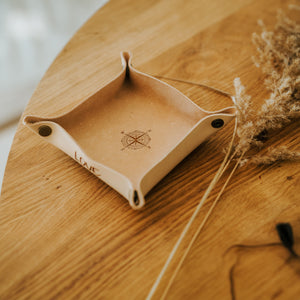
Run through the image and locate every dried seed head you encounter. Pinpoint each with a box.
[232,11,300,165]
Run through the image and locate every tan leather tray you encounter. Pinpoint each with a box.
[24,52,235,209]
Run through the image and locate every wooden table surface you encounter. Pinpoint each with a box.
[1,0,300,299]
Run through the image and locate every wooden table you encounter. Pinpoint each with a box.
[1,0,299,299]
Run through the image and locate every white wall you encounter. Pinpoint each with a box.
[0,0,108,192]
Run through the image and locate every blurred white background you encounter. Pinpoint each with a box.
[0,0,108,192]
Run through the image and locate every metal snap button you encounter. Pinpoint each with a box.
[211,119,224,129]
[38,125,52,137]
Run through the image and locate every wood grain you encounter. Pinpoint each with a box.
[1,0,300,299]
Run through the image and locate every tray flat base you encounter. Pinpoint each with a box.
[60,78,203,185]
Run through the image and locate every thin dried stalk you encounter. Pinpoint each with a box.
[241,146,300,165]
[146,117,237,300]
[160,151,245,300]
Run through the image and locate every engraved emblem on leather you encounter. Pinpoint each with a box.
[74,151,101,176]
[121,130,151,150]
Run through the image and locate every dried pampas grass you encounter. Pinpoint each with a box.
[147,10,300,300]
[241,146,300,166]
[234,10,300,162]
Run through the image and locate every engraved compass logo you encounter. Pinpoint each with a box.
[121,130,151,150]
